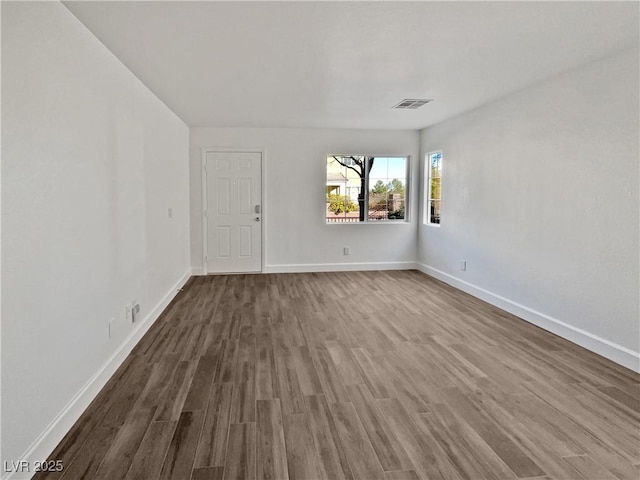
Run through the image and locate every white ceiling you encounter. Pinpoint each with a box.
[63,1,639,130]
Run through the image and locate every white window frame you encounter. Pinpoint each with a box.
[326,155,410,224]
[424,150,442,226]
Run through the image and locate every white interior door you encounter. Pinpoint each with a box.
[205,151,262,273]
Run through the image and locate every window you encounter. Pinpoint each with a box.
[425,151,442,225]
[326,155,408,223]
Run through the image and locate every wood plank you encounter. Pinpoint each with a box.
[304,395,353,480]
[346,384,414,472]
[384,471,420,480]
[325,341,364,386]
[158,410,205,480]
[194,382,234,468]
[282,414,322,480]
[309,345,351,404]
[274,352,305,415]
[256,399,289,480]
[94,406,157,480]
[136,353,181,408]
[183,354,219,412]
[502,393,585,458]
[215,340,239,383]
[328,402,385,480]
[563,455,618,480]
[100,362,153,427]
[597,385,640,413]
[223,423,256,480]
[438,388,545,478]
[58,427,117,480]
[376,398,461,480]
[192,467,224,480]
[155,360,198,421]
[33,391,116,480]
[256,318,277,400]
[181,324,207,361]
[523,381,640,464]
[415,408,517,480]
[351,348,392,399]
[376,355,430,414]
[125,421,177,480]
[291,346,323,395]
[231,326,257,423]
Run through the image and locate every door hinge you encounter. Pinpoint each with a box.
[204,210,207,218]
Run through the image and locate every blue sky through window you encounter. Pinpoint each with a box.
[369,157,407,183]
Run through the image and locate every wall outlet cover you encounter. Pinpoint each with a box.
[132,303,140,323]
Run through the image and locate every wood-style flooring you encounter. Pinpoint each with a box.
[35,270,639,480]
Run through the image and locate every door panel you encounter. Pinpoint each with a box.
[205,151,262,273]
[216,226,231,258]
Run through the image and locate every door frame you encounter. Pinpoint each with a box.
[201,147,266,274]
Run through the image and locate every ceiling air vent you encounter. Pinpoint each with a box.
[392,98,434,109]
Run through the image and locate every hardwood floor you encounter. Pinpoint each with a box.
[35,271,639,480]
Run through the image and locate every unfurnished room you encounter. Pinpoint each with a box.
[1,1,639,479]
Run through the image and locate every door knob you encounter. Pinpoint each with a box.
[255,217,260,222]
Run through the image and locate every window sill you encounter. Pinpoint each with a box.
[326,220,411,225]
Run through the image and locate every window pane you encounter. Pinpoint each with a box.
[327,194,360,222]
[368,157,388,179]
[430,177,441,200]
[368,195,387,221]
[425,151,442,225]
[387,198,405,220]
[388,157,406,174]
[368,181,406,220]
[368,157,407,221]
[327,156,362,223]
[429,200,441,224]
[430,152,441,178]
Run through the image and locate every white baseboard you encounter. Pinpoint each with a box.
[264,261,418,274]
[416,263,639,373]
[191,266,205,276]
[5,269,192,480]
[193,262,417,275]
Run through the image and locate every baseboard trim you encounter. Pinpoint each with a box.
[264,261,418,274]
[191,266,205,276]
[416,263,639,373]
[5,269,192,480]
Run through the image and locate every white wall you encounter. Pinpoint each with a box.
[2,1,190,470]
[418,48,639,370]
[190,128,419,272]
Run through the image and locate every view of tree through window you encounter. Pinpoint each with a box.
[426,151,442,224]
[326,155,408,223]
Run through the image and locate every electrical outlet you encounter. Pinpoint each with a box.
[460,260,467,271]
[168,207,173,218]
[343,246,350,256]
[132,303,140,323]
[125,305,132,323]
[108,318,115,339]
